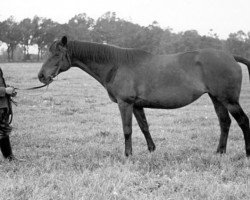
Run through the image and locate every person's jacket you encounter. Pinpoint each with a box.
[0,68,11,112]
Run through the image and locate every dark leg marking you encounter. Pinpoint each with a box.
[118,100,133,156]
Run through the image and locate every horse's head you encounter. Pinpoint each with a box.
[38,36,71,84]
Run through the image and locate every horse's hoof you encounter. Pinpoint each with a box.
[216,149,226,154]
[6,155,25,162]
[148,144,156,152]
[246,149,250,157]
[125,150,132,157]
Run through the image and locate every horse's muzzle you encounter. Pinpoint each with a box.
[38,73,46,83]
[38,73,52,85]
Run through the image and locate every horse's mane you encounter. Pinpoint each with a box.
[67,40,152,64]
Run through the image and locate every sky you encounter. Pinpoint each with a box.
[0,0,250,39]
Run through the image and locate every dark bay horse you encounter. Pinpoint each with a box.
[38,36,250,157]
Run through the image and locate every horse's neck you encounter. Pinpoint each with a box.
[72,59,111,87]
[68,41,123,87]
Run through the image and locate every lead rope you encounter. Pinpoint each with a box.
[14,84,48,91]
[8,84,50,124]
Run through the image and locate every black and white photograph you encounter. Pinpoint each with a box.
[0,0,250,199]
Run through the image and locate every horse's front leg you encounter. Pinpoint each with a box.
[118,100,134,156]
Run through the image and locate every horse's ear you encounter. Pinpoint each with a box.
[61,36,67,47]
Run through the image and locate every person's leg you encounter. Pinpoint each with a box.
[0,135,13,160]
[0,109,15,161]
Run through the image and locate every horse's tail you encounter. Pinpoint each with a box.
[234,55,250,80]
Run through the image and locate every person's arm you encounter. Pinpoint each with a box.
[0,87,16,97]
[0,87,6,97]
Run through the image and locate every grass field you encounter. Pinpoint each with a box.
[0,63,250,200]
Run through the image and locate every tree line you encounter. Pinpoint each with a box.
[0,11,250,62]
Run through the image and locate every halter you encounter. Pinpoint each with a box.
[16,46,72,91]
[52,46,72,78]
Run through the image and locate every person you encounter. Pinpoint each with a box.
[0,68,17,161]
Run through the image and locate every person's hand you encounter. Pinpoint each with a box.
[5,87,17,97]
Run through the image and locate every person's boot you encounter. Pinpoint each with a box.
[0,136,13,159]
[0,136,25,162]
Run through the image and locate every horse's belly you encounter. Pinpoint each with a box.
[135,87,205,109]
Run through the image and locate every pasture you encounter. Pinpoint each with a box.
[0,62,250,200]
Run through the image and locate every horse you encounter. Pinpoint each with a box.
[38,36,250,157]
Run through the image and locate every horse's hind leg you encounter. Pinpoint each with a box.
[209,94,231,154]
[224,102,250,156]
[133,107,156,152]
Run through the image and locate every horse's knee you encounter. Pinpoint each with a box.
[219,116,231,128]
[124,126,132,138]
[124,133,131,140]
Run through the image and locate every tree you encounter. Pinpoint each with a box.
[114,21,142,48]
[159,28,179,54]
[175,30,201,52]
[92,12,123,44]
[18,18,34,60]
[141,21,166,53]
[32,16,59,61]
[68,13,94,41]
[93,12,144,48]
[225,30,250,57]
[0,16,22,61]
[199,36,222,50]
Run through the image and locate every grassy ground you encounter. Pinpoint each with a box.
[0,63,250,200]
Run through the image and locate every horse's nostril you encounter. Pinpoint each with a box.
[38,73,44,81]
